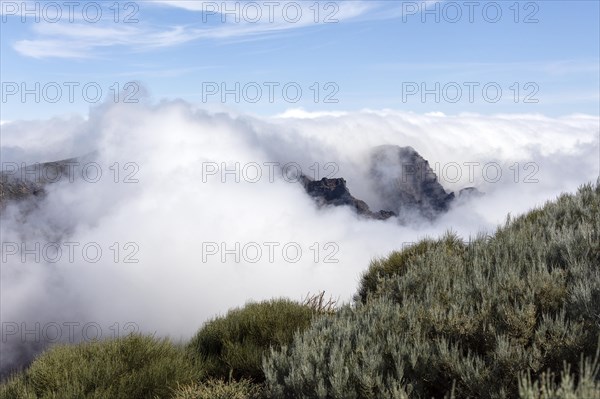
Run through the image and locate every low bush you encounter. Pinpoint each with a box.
[0,334,201,399]
[356,234,466,304]
[186,298,314,383]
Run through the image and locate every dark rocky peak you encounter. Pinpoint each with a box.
[369,145,455,219]
[300,145,483,221]
[300,175,396,220]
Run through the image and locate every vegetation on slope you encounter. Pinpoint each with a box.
[264,182,600,398]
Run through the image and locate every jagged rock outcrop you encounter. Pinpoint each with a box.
[369,145,456,219]
[300,145,482,220]
[300,175,396,220]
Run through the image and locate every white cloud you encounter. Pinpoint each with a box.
[274,108,349,119]
[13,23,199,58]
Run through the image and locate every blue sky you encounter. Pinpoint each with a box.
[1,0,599,120]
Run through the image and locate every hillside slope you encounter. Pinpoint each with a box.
[265,181,600,398]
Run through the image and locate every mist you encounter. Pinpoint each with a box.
[1,98,598,376]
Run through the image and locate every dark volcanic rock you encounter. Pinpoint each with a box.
[0,156,85,208]
[299,145,483,221]
[300,175,396,220]
[369,145,455,219]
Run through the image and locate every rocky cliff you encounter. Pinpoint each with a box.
[300,145,481,220]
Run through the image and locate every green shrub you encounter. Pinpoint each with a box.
[264,182,600,398]
[173,379,263,399]
[356,233,466,304]
[186,298,314,383]
[263,300,414,399]
[0,334,201,399]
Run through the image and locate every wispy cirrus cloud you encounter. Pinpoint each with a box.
[13,23,200,59]
[9,1,378,59]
